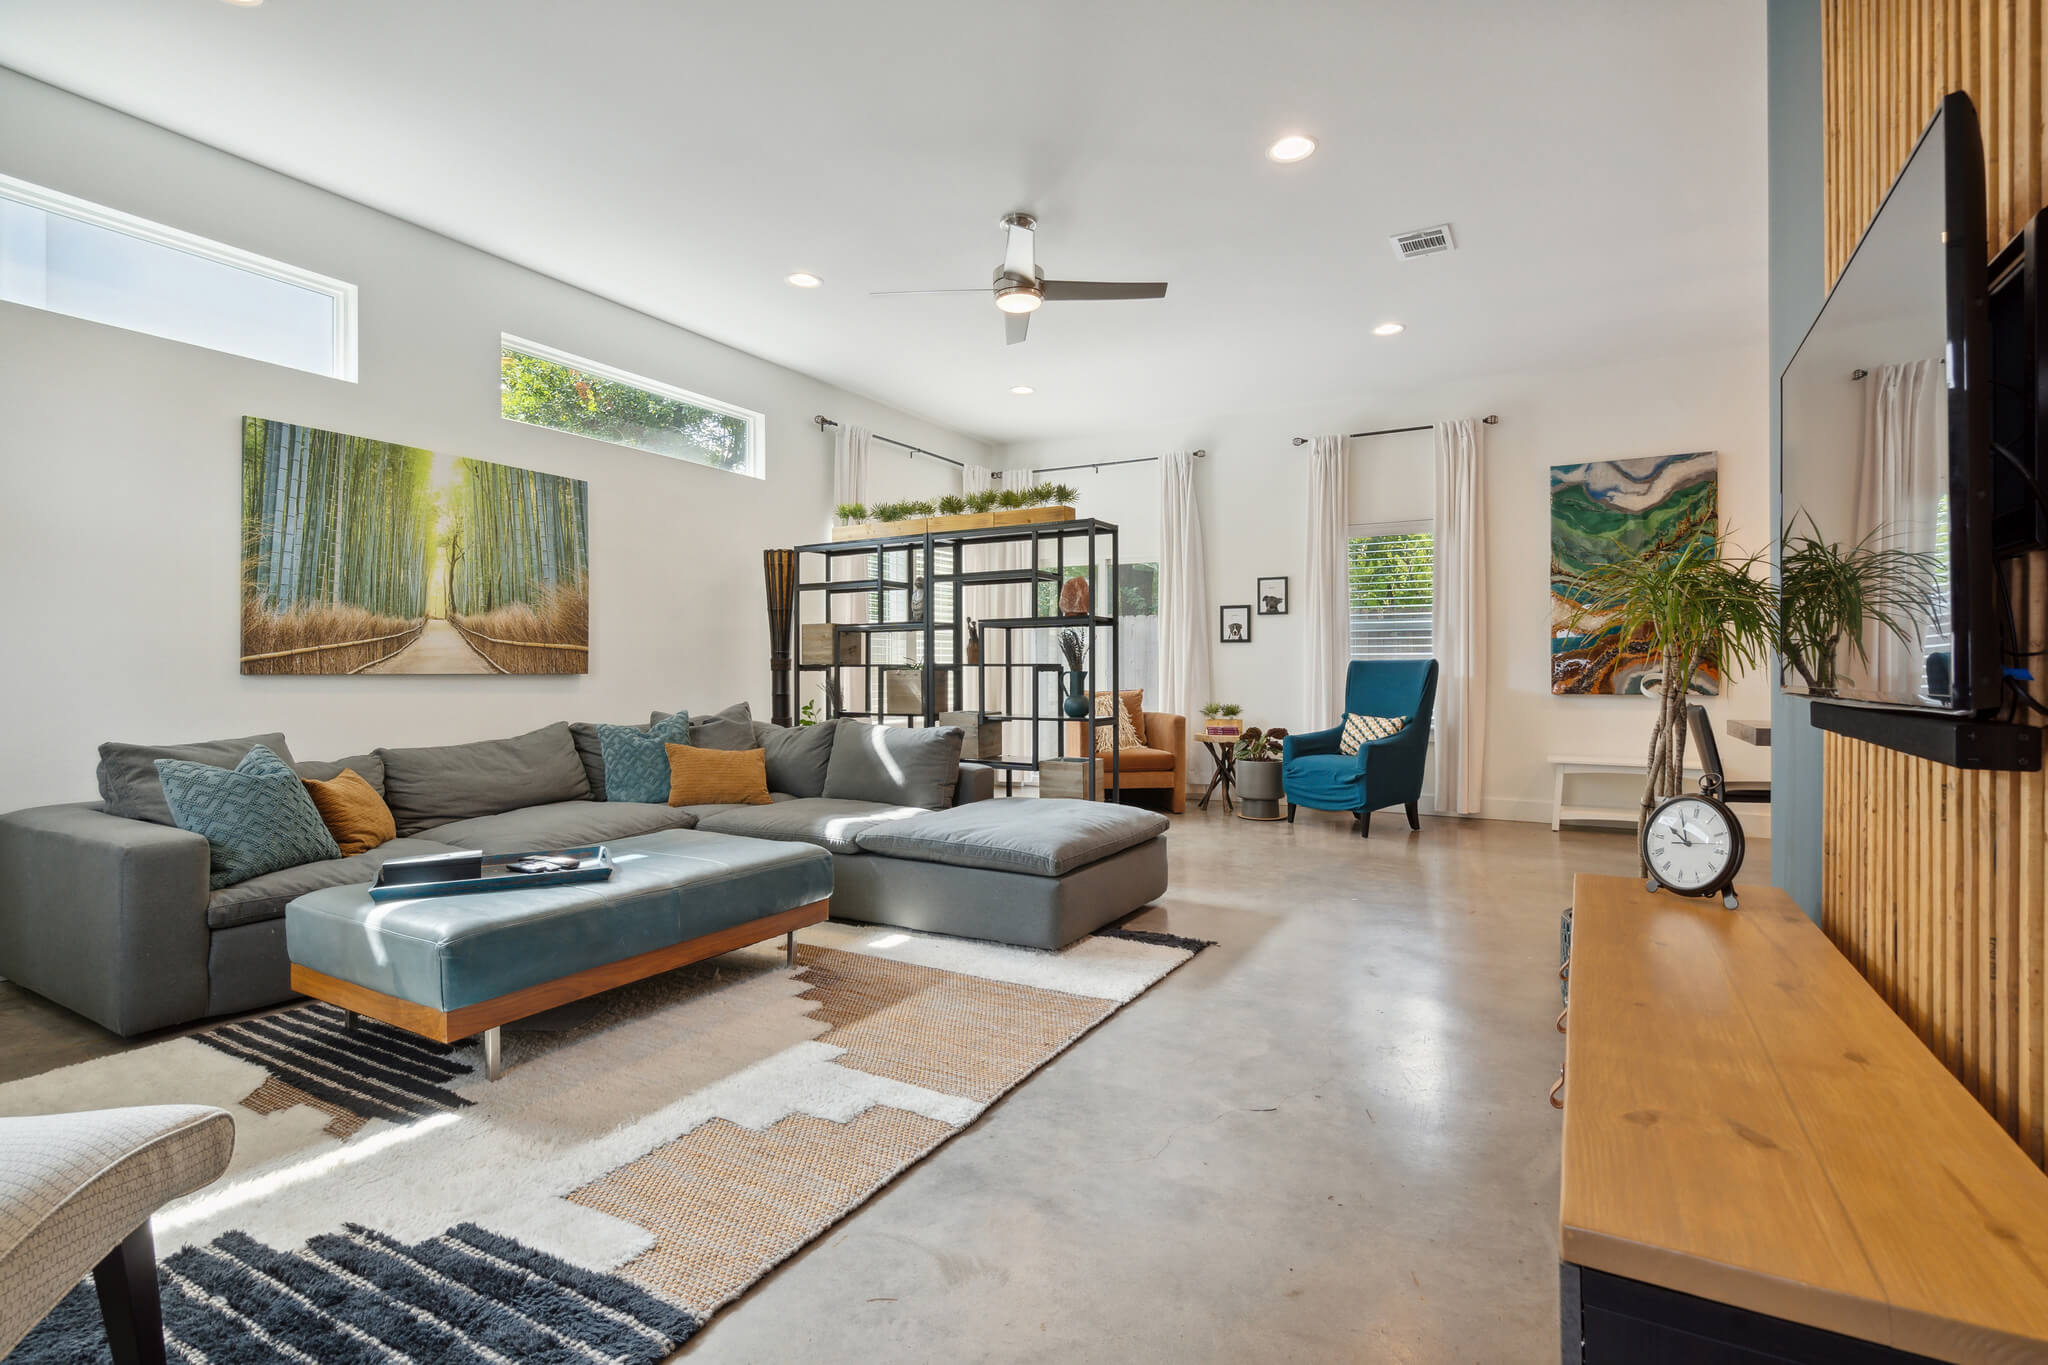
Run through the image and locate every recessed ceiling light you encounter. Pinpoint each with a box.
[1266,134,1317,163]
[785,272,822,288]
[1373,321,1405,336]
[1010,386,1035,396]
[220,0,264,7]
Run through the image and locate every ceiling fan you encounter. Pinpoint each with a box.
[870,212,1168,344]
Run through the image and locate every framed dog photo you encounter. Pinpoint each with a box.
[1257,576,1289,615]
[1219,604,1252,643]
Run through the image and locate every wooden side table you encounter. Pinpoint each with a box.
[1197,739,1236,813]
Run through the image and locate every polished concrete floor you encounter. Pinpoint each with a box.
[0,807,1730,1363]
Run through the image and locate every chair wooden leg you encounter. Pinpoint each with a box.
[1405,800,1421,831]
[94,1222,166,1365]
[1358,809,1371,838]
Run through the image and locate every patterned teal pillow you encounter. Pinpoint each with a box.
[155,743,342,889]
[598,711,691,803]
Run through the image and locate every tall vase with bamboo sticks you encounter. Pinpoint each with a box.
[1562,535,1776,875]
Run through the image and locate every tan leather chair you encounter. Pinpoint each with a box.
[1065,695,1187,814]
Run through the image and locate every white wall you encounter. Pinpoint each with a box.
[0,70,990,812]
[999,339,1773,827]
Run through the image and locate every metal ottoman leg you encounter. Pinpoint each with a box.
[785,930,797,968]
[482,1027,503,1082]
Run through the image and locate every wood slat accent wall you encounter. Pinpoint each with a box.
[1819,2,2048,1172]
[1822,0,2046,287]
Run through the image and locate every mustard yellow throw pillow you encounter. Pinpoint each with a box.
[300,768,396,856]
[667,744,773,807]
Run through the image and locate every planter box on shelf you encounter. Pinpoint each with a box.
[800,624,863,666]
[1037,756,1102,800]
[831,505,1077,542]
[939,712,1003,761]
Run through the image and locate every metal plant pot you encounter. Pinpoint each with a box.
[1236,758,1284,819]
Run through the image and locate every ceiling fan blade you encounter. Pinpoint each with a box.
[1002,218,1037,279]
[868,288,992,296]
[1006,311,1030,345]
[1040,280,1169,302]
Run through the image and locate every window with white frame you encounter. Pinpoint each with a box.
[500,335,764,477]
[1348,521,1435,660]
[0,173,356,380]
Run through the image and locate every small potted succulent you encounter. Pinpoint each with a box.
[1234,726,1290,818]
[1200,702,1243,739]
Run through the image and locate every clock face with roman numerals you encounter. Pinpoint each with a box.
[1643,795,1741,894]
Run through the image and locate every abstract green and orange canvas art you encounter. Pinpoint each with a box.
[240,417,589,675]
[1550,452,1718,696]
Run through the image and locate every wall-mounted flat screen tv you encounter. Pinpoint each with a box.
[1780,91,1996,715]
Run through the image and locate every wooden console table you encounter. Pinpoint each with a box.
[1559,874,2048,1363]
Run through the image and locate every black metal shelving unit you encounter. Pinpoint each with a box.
[790,517,1122,799]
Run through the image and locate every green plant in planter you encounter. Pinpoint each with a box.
[997,487,1027,510]
[937,494,967,516]
[834,503,867,525]
[1201,702,1223,718]
[1777,514,1941,696]
[1561,533,1776,870]
[1051,482,1079,506]
[1219,703,1242,718]
[1235,726,1289,761]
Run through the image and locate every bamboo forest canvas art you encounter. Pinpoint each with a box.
[1550,451,1719,696]
[240,417,589,675]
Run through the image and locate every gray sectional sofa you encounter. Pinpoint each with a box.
[0,706,1169,1037]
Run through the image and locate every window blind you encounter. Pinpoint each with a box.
[1348,523,1435,661]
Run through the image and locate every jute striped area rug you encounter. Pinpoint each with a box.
[1,922,1207,1363]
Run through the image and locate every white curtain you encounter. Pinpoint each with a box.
[1157,450,1211,782]
[1431,419,1487,815]
[826,425,873,717]
[976,468,1036,765]
[1854,360,1945,699]
[1303,436,1350,725]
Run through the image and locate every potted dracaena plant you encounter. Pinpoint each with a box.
[1561,533,1777,875]
[1776,513,1942,698]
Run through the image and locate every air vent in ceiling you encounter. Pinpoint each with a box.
[1390,224,1456,260]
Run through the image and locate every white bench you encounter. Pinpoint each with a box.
[1548,755,1702,831]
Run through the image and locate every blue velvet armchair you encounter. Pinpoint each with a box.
[1282,659,1439,837]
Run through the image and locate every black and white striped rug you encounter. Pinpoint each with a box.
[13,1222,697,1364]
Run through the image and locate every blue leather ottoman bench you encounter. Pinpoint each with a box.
[284,828,832,1079]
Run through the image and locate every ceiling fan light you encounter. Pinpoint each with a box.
[1010,386,1035,396]
[1373,321,1405,336]
[1266,134,1317,163]
[995,287,1043,314]
[785,271,822,288]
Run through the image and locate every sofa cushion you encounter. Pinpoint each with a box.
[665,744,772,807]
[205,836,465,929]
[854,800,1169,878]
[571,712,690,800]
[155,744,342,890]
[822,722,963,809]
[300,767,397,855]
[656,702,753,751]
[695,798,926,855]
[1104,745,1177,773]
[98,732,297,826]
[377,722,590,837]
[598,712,691,803]
[417,799,699,853]
[752,720,839,798]
[294,752,386,796]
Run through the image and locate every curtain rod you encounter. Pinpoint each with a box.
[814,415,967,469]
[1288,415,1499,446]
[1022,450,1207,475]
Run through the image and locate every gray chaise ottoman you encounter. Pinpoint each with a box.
[841,802,1169,949]
[285,828,833,1078]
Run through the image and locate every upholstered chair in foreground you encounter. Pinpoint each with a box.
[1282,659,1439,837]
[1,1104,236,1364]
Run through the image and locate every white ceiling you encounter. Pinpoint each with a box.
[0,0,1767,447]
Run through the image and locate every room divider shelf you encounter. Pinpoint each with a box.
[789,517,1123,799]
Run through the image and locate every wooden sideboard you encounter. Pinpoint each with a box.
[1558,874,2048,1363]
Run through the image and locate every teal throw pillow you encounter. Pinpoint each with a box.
[155,743,342,889]
[598,711,691,803]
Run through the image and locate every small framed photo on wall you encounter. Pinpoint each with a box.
[1219,605,1252,643]
[1257,577,1289,615]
